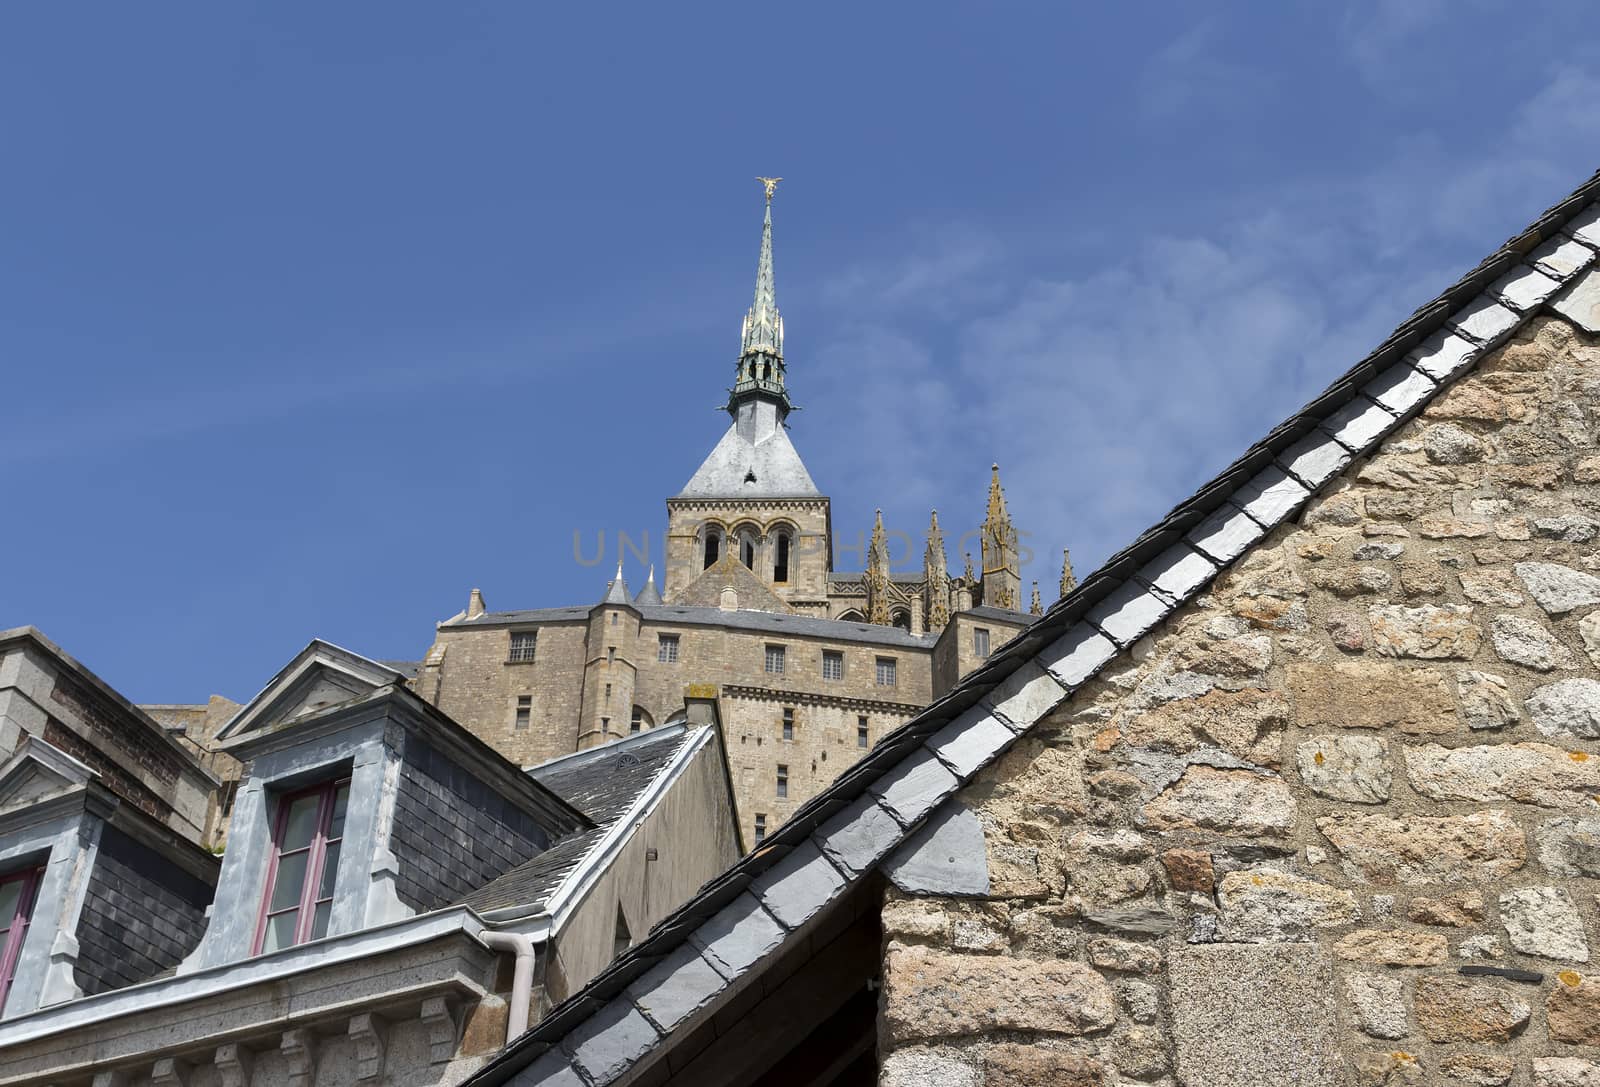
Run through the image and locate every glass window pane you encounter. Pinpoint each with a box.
[328,784,349,840]
[318,842,341,900]
[311,900,331,941]
[261,910,298,953]
[280,794,321,851]
[269,852,310,912]
[0,881,21,926]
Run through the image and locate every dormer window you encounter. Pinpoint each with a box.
[255,779,349,955]
[0,866,42,1014]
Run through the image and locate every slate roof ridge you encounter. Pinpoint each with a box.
[463,170,1600,1086]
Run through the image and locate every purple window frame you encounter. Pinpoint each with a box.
[252,778,349,956]
[0,866,43,1014]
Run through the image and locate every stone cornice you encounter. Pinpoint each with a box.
[719,684,925,715]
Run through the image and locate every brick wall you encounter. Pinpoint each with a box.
[880,317,1600,1085]
[74,826,210,997]
[389,738,550,912]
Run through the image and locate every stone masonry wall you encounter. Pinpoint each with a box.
[881,317,1600,1086]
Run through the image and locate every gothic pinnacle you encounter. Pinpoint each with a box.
[1030,581,1043,615]
[1060,548,1078,598]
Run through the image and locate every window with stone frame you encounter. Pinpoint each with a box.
[857,716,870,749]
[508,630,538,663]
[657,634,680,663]
[776,765,788,799]
[765,644,786,674]
[781,707,794,741]
[974,627,991,658]
[875,657,897,687]
[255,779,349,955]
[754,813,767,844]
[515,695,532,730]
[821,650,843,681]
[0,866,43,1014]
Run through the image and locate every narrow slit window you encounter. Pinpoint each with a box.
[776,764,788,798]
[704,531,721,569]
[255,779,349,955]
[782,707,794,741]
[857,716,869,749]
[515,695,532,730]
[754,813,767,844]
[774,532,791,583]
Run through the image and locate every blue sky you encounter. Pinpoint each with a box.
[3,2,1597,703]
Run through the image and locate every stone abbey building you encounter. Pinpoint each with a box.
[405,188,1064,847]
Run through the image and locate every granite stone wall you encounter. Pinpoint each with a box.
[881,317,1600,1086]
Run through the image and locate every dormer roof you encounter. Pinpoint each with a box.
[214,639,406,745]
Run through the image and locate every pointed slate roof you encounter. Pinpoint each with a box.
[633,567,664,606]
[601,562,631,606]
[467,171,1600,1087]
[675,418,821,499]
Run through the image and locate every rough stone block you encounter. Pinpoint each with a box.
[688,893,786,980]
[884,802,989,897]
[882,945,1114,1043]
[880,1047,980,1087]
[924,707,1016,778]
[1186,503,1266,565]
[1449,294,1522,344]
[1414,974,1530,1042]
[813,795,903,877]
[1038,624,1119,689]
[749,839,846,930]
[979,659,1066,732]
[869,748,960,828]
[1170,944,1342,1087]
[566,999,661,1085]
[1230,465,1311,530]
[1316,809,1527,884]
[1320,394,1400,453]
[1085,581,1171,646]
[1552,266,1600,335]
[627,944,727,1034]
[1274,431,1352,489]
[1364,361,1436,416]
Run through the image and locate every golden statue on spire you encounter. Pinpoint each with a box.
[756,176,782,201]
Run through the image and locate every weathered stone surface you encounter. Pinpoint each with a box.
[1344,972,1409,1039]
[1086,937,1161,975]
[1369,604,1482,659]
[1413,975,1531,1042]
[979,1045,1105,1087]
[1404,742,1600,806]
[1141,766,1296,837]
[1318,810,1527,884]
[1490,613,1573,671]
[1533,1056,1600,1087]
[1296,735,1391,803]
[1121,980,1159,1024]
[1425,381,1528,423]
[1517,561,1600,615]
[1160,848,1214,893]
[1424,422,1487,463]
[882,897,949,942]
[1111,1025,1169,1079]
[1457,671,1521,730]
[1529,679,1600,739]
[1119,688,1288,766]
[1289,660,1458,734]
[1081,904,1175,936]
[1539,816,1600,878]
[1462,570,1526,606]
[1407,891,1485,927]
[881,1047,980,1087]
[1008,905,1083,960]
[1500,887,1590,961]
[1460,934,1504,960]
[1309,565,1393,597]
[1440,1053,1514,1086]
[1354,1050,1423,1086]
[1216,870,1359,941]
[882,946,1115,1042]
[1581,612,1600,669]
[1334,928,1449,966]
[1326,610,1368,651]
[1548,972,1600,1044]
[1170,944,1342,1087]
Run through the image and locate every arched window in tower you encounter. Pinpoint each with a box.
[773,531,791,584]
[891,609,911,632]
[630,706,653,733]
[739,530,758,569]
[703,528,722,570]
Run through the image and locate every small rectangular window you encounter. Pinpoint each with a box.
[514,695,531,730]
[776,765,788,798]
[974,627,991,658]
[0,866,43,1013]
[782,707,794,741]
[754,814,767,844]
[858,716,869,749]
[875,657,897,687]
[255,779,349,955]
[658,634,680,663]
[765,645,786,674]
[508,631,537,663]
[607,646,616,664]
[822,650,843,681]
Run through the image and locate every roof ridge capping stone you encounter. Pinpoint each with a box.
[466,173,1600,1087]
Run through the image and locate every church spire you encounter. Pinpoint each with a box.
[728,179,790,416]
[867,509,892,626]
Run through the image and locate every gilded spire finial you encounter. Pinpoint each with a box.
[756,176,782,202]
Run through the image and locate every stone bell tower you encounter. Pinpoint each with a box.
[663,181,833,616]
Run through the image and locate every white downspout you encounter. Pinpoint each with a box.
[479,930,536,1042]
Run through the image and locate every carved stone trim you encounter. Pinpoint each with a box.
[150,1058,190,1087]
[280,1028,317,1087]
[720,684,924,715]
[420,995,460,1065]
[215,1043,254,1087]
[348,1013,388,1081]
[90,1071,131,1087]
